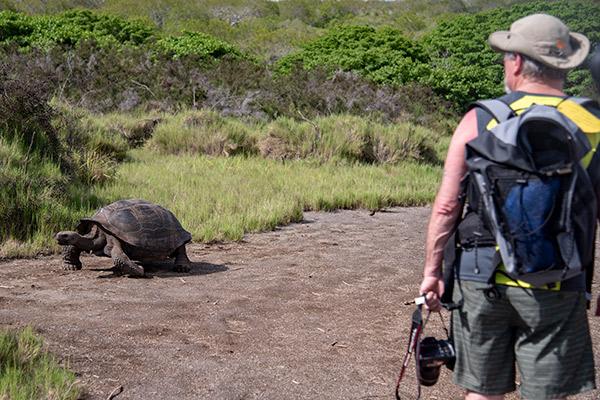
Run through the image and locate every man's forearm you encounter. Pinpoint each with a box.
[422,108,476,279]
[423,196,462,278]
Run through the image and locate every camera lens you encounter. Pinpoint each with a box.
[417,337,444,386]
[418,365,441,386]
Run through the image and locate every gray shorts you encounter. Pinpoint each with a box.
[451,280,596,399]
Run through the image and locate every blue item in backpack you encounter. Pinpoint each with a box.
[502,177,561,273]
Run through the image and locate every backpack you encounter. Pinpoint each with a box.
[463,99,597,287]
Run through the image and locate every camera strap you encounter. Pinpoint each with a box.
[395,305,425,400]
[395,304,449,400]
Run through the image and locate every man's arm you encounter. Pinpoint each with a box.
[419,109,478,311]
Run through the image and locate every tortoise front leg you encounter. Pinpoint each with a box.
[62,245,82,270]
[106,236,145,277]
[173,245,191,273]
[61,226,102,270]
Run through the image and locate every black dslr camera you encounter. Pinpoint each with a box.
[417,336,456,386]
[395,297,456,400]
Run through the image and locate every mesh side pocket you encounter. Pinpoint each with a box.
[488,166,562,273]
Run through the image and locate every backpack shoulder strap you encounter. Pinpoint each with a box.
[556,97,600,135]
[568,97,599,107]
[471,99,516,123]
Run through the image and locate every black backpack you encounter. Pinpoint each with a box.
[462,100,597,287]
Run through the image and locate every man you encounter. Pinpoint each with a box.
[419,14,600,400]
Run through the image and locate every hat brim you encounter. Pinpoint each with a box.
[488,30,589,70]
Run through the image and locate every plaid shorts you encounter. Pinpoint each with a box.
[451,280,596,399]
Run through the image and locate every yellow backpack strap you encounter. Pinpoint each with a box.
[507,94,563,111]
[556,98,600,134]
[484,95,564,130]
[556,98,600,168]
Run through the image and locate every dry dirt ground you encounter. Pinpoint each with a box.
[1,207,599,400]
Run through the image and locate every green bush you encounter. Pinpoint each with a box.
[420,0,600,105]
[276,25,430,85]
[156,30,243,60]
[0,9,155,48]
[0,9,248,62]
[277,0,600,107]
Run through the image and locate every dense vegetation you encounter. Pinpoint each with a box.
[1,0,597,111]
[0,62,125,253]
[0,0,528,60]
[278,0,600,105]
[0,0,599,257]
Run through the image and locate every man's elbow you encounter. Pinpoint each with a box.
[433,198,462,218]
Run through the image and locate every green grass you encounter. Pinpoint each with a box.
[93,150,441,242]
[1,107,446,256]
[0,107,127,258]
[148,110,442,164]
[0,327,80,400]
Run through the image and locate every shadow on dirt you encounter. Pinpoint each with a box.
[145,261,228,277]
[90,261,228,279]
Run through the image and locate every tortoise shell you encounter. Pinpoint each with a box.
[77,199,191,255]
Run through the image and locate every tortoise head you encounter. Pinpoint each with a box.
[55,224,106,252]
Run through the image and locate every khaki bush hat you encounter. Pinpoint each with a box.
[488,13,590,70]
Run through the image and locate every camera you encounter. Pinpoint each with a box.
[417,337,456,386]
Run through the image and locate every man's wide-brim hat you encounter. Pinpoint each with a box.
[488,13,589,70]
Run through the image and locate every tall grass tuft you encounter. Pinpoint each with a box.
[0,327,80,400]
[149,109,259,156]
[148,111,442,165]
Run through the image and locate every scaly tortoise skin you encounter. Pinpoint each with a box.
[55,199,192,277]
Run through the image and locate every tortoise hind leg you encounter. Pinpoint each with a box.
[173,245,191,273]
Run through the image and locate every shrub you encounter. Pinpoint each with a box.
[0,9,155,49]
[0,54,60,160]
[0,58,128,248]
[276,25,430,85]
[421,0,600,105]
[277,0,599,107]
[156,30,243,60]
[263,66,457,130]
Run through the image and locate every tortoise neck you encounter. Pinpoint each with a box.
[75,231,106,251]
[91,231,107,251]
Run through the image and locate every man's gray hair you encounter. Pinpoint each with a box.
[505,52,568,82]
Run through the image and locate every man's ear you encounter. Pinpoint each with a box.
[513,53,524,76]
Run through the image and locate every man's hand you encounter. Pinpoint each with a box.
[419,276,444,312]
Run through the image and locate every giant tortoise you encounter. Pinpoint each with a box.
[55,199,192,277]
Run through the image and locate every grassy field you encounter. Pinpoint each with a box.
[0,109,447,257]
[93,150,442,242]
[0,327,80,400]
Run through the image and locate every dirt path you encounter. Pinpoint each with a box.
[1,207,599,399]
